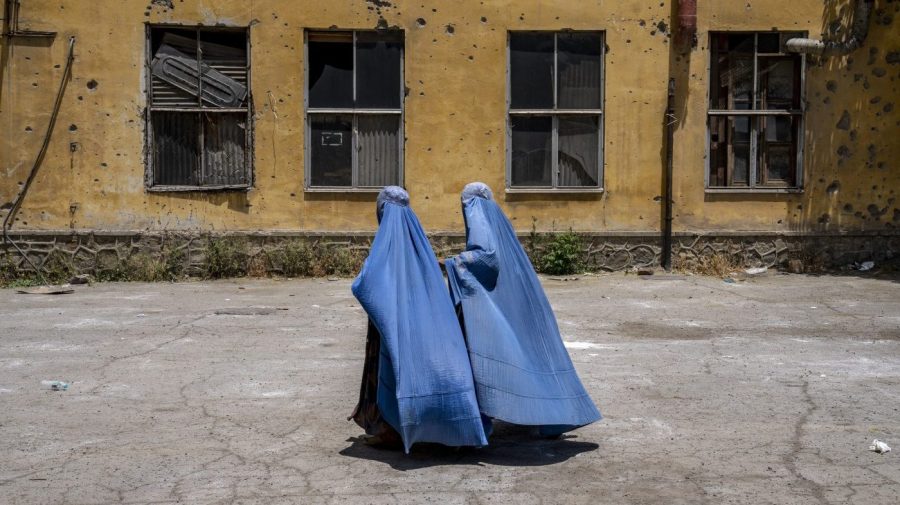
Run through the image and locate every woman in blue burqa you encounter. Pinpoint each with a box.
[445,182,601,436]
[350,186,488,452]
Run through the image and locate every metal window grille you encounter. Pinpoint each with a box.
[506,31,605,191]
[145,26,252,190]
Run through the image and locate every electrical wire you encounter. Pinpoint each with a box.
[2,36,76,283]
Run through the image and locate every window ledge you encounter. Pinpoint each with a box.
[504,187,605,194]
[147,185,251,193]
[304,187,385,193]
[705,187,804,194]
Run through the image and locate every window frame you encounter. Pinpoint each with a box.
[505,30,605,193]
[303,29,405,192]
[705,31,806,194]
[143,24,254,192]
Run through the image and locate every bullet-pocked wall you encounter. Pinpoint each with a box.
[1,1,898,236]
[674,0,900,233]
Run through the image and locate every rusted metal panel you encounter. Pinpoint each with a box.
[152,111,200,186]
[357,115,399,187]
[202,112,248,186]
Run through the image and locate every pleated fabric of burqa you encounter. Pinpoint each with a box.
[446,182,601,434]
[351,186,488,452]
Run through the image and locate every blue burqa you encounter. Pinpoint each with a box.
[351,186,488,452]
[446,183,601,434]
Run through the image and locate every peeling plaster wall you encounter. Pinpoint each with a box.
[1,0,897,236]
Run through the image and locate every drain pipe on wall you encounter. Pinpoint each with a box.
[785,0,874,56]
[662,78,676,271]
[2,36,76,280]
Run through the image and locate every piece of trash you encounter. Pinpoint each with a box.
[16,285,75,295]
[869,439,891,454]
[637,269,655,276]
[723,277,736,284]
[858,261,875,271]
[41,380,69,391]
[69,274,92,285]
[136,313,146,318]
[744,267,768,276]
[327,277,340,282]
[548,276,579,281]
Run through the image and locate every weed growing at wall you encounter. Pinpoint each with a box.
[674,251,743,277]
[274,240,315,277]
[94,247,186,282]
[41,250,76,284]
[0,253,40,288]
[538,230,585,275]
[273,240,366,277]
[205,237,249,279]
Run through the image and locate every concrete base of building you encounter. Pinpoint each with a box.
[1,230,897,278]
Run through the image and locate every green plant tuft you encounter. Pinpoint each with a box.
[205,237,249,279]
[538,229,584,275]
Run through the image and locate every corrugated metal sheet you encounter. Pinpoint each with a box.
[357,115,400,187]
[152,112,200,186]
[203,112,247,186]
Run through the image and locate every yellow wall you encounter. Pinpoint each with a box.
[1,1,897,234]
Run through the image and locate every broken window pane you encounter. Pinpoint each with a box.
[760,115,796,186]
[558,116,599,187]
[358,115,400,187]
[511,116,552,186]
[731,116,751,185]
[757,33,780,54]
[152,111,200,186]
[203,112,248,186]
[710,115,753,187]
[310,114,353,186]
[151,30,201,107]
[710,34,753,110]
[763,145,793,184]
[557,33,603,110]
[356,32,402,109]
[150,30,247,109]
[200,31,249,108]
[308,33,354,108]
[510,33,554,109]
[759,57,799,109]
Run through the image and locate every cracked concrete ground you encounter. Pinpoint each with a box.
[1,273,899,504]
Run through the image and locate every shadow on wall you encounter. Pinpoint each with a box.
[798,0,899,234]
[149,190,252,214]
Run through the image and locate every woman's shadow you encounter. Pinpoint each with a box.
[339,421,600,471]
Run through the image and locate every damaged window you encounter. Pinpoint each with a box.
[146,26,251,190]
[708,32,804,190]
[508,32,604,190]
[306,31,403,190]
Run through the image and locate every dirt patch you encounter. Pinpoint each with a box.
[617,321,716,340]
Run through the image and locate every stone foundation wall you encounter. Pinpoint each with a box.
[1,230,897,278]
